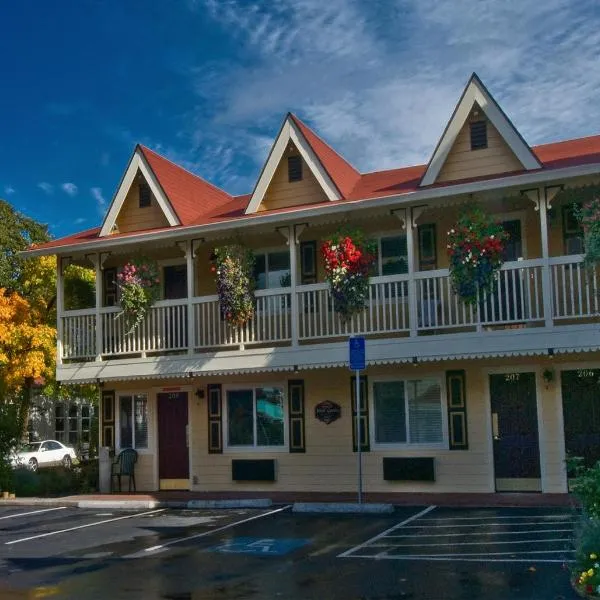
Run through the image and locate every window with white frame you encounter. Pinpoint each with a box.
[55,405,66,443]
[373,378,444,445]
[254,251,291,289]
[376,234,408,276]
[119,394,148,449]
[226,386,285,448]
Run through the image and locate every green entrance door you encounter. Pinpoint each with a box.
[562,369,600,477]
[490,372,541,492]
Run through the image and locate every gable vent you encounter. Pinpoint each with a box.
[470,120,488,151]
[287,155,303,182]
[139,182,152,208]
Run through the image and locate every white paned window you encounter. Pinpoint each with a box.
[119,394,148,449]
[254,251,291,289]
[226,386,285,448]
[373,378,444,446]
[377,234,408,276]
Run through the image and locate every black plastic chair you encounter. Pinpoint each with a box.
[110,448,138,492]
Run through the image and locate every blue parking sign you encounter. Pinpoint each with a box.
[349,336,365,371]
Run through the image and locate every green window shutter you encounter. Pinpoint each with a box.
[101,390,115,449]
[350,376,370,452]
[207,384,223,454]
[300,241,317,284]
[288,379,305,453]
[446,370,468,450]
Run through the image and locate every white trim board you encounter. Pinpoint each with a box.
[245,116,341,215]
[99,149,180,237]
[421,74,541,187]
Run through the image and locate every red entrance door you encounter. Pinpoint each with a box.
[157,392,189,483]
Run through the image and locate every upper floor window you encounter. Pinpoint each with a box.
[254,250,291,289]
[562,204,584,255]
[139,182,152,208]
[376,234,408,276]
[287,155,303,183]
[372,378,444,447]
[470,120,488,150]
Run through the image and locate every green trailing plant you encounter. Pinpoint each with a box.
[575,197,600,268]
[211,245,256,326]
[116,257,160,333]
[321,227,377,322]
[446,204,509,305]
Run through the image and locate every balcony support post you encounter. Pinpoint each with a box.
[185,240,198,355]
[88,253,107,361]
[394,208,418,336]
[278,225,302,347]
[524,186,561,328]
[56,257,66,364]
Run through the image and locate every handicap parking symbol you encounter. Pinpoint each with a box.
[210,537,309,556]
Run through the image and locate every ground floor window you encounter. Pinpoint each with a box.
[226,386,285,448]
[119,394,149,449]
[372,378,444,446]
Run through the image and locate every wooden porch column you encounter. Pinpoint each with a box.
[184,240,200,356]
[523,187,561,328]
[278,225,303,347]
[56,257,65,365]
[89,253,107,361]
[394,208,419,336]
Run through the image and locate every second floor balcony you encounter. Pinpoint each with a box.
[60,253,599,363]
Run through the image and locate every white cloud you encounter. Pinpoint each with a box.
[74,217,86,225]
[187,0,600,183]
[61,182,78,196]
[3,185,15,196]
[37,182,54,195]
[91,187,107,213]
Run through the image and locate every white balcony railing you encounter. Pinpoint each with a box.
[194,288,292,350]
[59,255,599,361]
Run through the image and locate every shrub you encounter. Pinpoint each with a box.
[13,460,99,497]
[572,519,600,597]
[571,459,600,520]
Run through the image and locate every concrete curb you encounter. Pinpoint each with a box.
[292,502,394,514]
[186,499,272,509]
[0,497,274,511]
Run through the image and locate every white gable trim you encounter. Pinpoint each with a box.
[420,75,541,187]
[99,150,180,237]
[245,117,341,215]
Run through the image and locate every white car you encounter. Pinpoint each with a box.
[11,440,77,471]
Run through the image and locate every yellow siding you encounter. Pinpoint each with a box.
[258,146,329,212]
[115,178,170,234]
[437,117,523,184]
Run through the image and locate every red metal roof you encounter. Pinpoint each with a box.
[29,128,600,253]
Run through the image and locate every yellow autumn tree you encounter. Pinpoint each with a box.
[0,289,55,399]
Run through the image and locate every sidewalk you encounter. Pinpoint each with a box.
[0,491,577,511]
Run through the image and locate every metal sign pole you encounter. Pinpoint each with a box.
[355,368,362,504]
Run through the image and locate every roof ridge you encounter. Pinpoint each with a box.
[138,144,232,199]
[288,113,361,176]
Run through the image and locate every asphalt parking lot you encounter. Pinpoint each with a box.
[0,503,579,599]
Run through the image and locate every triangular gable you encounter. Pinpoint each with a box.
[420,73,541,186]
[99,146,180,237]
[245,114,360,215]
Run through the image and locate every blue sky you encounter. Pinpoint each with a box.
[1,0,599,238]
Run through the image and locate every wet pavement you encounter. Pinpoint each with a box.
[0,504,579,599]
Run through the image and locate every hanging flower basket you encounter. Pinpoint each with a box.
[116,257,160,333]
[447,205,509,305]
[576,197,600,267]
[321,227,377,322]
[211,245,256,326]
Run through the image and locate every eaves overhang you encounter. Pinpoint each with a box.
[23,160,600,258]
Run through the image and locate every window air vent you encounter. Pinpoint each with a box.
[287,155,303,182]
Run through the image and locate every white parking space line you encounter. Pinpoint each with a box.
[5,509,165,545]
[371,537,572,548]
[131,505,292,558]
[387,528,573,538]
[337,506,436,558]
[0,507,67,521]
[341,508,576,563]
